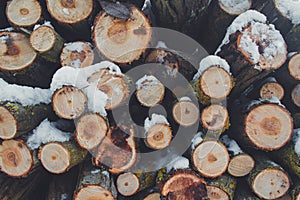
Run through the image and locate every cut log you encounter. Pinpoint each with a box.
[38,141,87,174]
[52,86,87,120]
[201,104,230,137]
[158,169,208,200]
[247,157,290,199]
[292,84,300,108]
[0,101,50,140]
[6,0,42,28]
[74,159,117,200]
[116,171,156,197]
[207,173,237,200]
[75,113,109,150]
[0,31,58,88]
[30,25,64,63]
[288,52,300,81]
[260,80,285,100]
[191,55,233,105]
[145,124,172,150]
[202,0,252,52]
[93,126,137,174]
[0,139,34,177]
[93,6,151,64]
[216,10,287,98]
[135,75,165,107]
[172,99,199,127]
[60,41,94,68]
[192,140,230,178]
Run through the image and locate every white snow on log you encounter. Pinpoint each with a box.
[275,0,300,25]
[27,119,71,150]
[64,42,84,52]
[0,35,9,43]
[144,114,169,132]
[166,156,190,172]
[288,52,298,58]
[193,55,231,80]
[293,129,300,156]
[155,41,168,49]
[84,83,108,117]
[219,0,251,15]
[220,135,243,156]
[33,21,54,31]
[70,59,82,68]
[179,96,192,102]
[63,8,70,15]
[239,31,261,64]
[191,132,204,150]
[50,66,80,92]
[266,160,279,167]
[142,0,151,11]
[91,169,101,174]
[0,27,14,32]
[136,75,161,90]
[0,78,51,106]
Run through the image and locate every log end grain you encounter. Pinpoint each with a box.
[52,86,87,120]
[146,124,172,150]
[172,101,199,127]
[0,105,17,140]
[6,0,41,27]
[0,139,33,177]
[75,113,108,150]
[206,185,230,200]
[192,140,229,178]
[30,26,56,53]
[245,104,293,151]
[201,104,229,131]
[74,185,114,200]
[117,172,140,196]
[288,52,300,80]
[228,154,255,177]
[260,82,285,100]
[136,81,165,107]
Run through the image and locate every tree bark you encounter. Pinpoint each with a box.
[207,173,237,200]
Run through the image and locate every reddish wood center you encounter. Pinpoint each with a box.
[7,152,18,166]
[208,154,217,162]
[153,131,164,141]
[61,0,75,8]
[7,45,20,56]
[52,156,57,160]
[70,51,86,63]
[260,117,281,136]
[124,182,129,186]
[20,8,29,15]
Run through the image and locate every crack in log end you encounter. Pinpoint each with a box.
[260,117,281,136]
[61,0,75,8]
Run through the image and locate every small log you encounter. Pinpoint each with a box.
[192,140,230,178]
[158,169,208,200]
[6,0,42,28]
[191,55,233,105]
[93,126,137,174]
[75,113,109,150]
[0,101,50,140]
[52,85,87,120]
[74,159,117,200]
[30,25,64,63]
[216,10,287,98]
[247,157,290,199]
[145,123,172,150]
[288,52,300,81]
[93,6,151,64]
[38,141,87,174]
[172,98,199,127]
[201,104,230,137]
[292,84,300,108]
[60,41,94,68]
[260,78,285,100]
[207,173,237,200]
[135,75,165,107]
[0,139,35,177]
[116,171,156,197]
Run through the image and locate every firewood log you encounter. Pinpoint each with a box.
[216,10,287,98]
[207,173,237,200]
[74,158,117,200]
[93,5,151,64]
[247,156,290,199]
[38,141,87,174]
[172,98,199,127]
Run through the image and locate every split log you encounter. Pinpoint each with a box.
[116,171,156,197]
[52,85,87,120]
[216,10,287,98]
[191,55,233,105]
[292,84,300,108]
[202,0,252,52]
[0,101,50,140]
[38,141,87,174]
[60,41,94,68]
[6,0,42,28]
[93,126,137,174]
[0,139,37,177]
[0,31,59,88]
[135,75,165,107]
[30,25,64,63]
[207,173,237,200]
[220,135,255,177]
[201,104,230,137]
[157,169,208,200]
[172,98,199,127]
[74,159,117,200]
[46,0,94,39]
[75,113,109,150]
[247,157,290,199]
[192,140,230,178]
[93,6,151,64]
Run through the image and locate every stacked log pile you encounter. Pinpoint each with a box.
[0,0,300,199]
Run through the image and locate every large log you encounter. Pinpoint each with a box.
[172,97,199,127]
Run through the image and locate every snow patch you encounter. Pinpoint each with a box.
[64,42,84,52]
[179,96,192,102]
[247,96,285,111]
[33,21,54,31]
[144,114,169,132]
[166,156,190,172]
[0,27,14,32]
[193,55,231,80]
[84,83,108,117]
[191,132,204,150]
[70,59,82,68]
[293,129,300,156]
[142,0,151,11]
[220,135,243,156]
[136,75,161,90]
[50,66,79,92]
[63,8,70,15]
[0,78,51,106]
[275,0,300,25]
[0,35,9,43]
[219,0,251,15]
[27,119,72,150]
[155,41,168,49]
